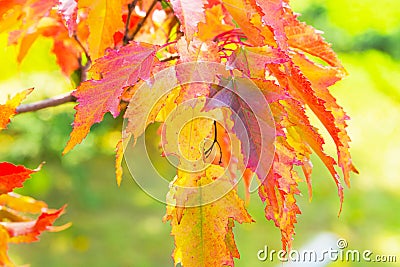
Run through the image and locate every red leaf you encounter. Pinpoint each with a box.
[0,162,41,194]
[63,42,159,154]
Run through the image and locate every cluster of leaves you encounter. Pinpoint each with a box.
[0,88,67,266]
[0,0,357,266]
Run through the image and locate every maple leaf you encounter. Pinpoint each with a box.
[197,4,234,41]
[292,53,358,185]
[0,162,41,194]
[4,206,68,243]
[0,88,33,130]
[227,45,289,78]
[259,138,301,250]
[208,77,275,184]
[164,165,253,267]
[63,42,159,154]
[255,0,287,49]
[78,0,124,60]
[221,0,275,46]
[0,162,68,265]
[174,37,221,103]
[169,0,206,41]
[283,10,344,71]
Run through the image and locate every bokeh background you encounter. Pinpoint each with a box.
[1,0,399,266]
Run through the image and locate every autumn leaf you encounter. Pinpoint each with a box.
[5,206,67,243]
[197,4,234,41]
[0,162,41,194]
[63,42,159,154]
[227,45,289,78]
[0,162,68,265]
[255,0,288,49]
[0,88,33,130]
[78,0,124,60]
[221,0,275,46]
[284,10,345,70]
[169,0,206,41]
[259,138,301,250]
[164,165,253,267]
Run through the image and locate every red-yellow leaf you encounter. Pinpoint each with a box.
[170,0,206,41]
[255,0,288,49]
[0,226,11,267]
[227,45,289,78]
[284,11,344,70]
[259,139,301,250]
[4,205,67,243]
[164,165,253,267]
[63,42,158,154]
[292,53,358,186]
[0,88,33,130]
[78,0,124,60]
[0,162,40,194]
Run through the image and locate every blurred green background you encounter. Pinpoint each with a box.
[0,0,399,266]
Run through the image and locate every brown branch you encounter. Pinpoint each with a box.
[73,34,92,82]
[123,0,140,45]
[16,92,77,114]
[129,0,158,41]
[159,54,179,62]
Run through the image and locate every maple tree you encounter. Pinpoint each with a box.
[0,0,358,266]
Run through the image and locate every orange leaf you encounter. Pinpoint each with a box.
[0,226,11,266]
[197,4,234,41]
[284,11,344,70]
[0,88,33,130]
[78,0,124,60]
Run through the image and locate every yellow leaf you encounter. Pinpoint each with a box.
[0,88,33,130]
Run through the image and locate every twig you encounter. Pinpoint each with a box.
[16,93,77,114]
[123,0,139,45]
[73,34,92,82]
[159,54,179,62]
[129,0,158,41]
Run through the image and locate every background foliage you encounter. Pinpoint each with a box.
[0,0,399,266]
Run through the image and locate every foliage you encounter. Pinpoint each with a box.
[0,0,357,266]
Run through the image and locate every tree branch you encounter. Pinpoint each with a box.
[123,0,139,45]
[16,92,77,114]
[129,0,158,41]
